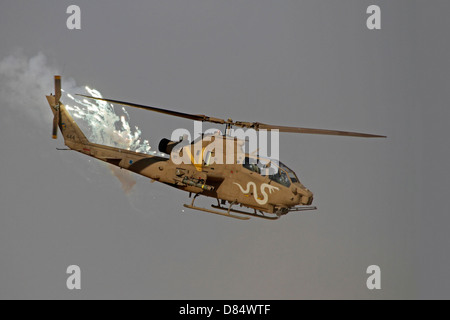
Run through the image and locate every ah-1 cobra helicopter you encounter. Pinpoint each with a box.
[47,76,385,220]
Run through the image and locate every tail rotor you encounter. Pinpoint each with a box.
[52,75,61,139]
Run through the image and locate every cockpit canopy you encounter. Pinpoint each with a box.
[242,156,299,188]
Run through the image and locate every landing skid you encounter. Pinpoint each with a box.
[183,194,315,220]
[183,204,250,220]
[211,205,279,220]
[183,194,250,220]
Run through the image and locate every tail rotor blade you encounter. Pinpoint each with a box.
[52,110,59,139]
[54,75,61,103]
[52,75,61,139]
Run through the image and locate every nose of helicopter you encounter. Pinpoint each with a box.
[292,185,314,206]
[300,192,313,205]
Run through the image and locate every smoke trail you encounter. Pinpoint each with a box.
[0,51,68,125]
[0,51,159,193]
[108,165,137,195]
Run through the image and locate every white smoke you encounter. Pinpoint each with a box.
[0,51,154,154]
[0,51,160,194]
[0,51,69,125]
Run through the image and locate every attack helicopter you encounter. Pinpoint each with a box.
[47,76,385,220]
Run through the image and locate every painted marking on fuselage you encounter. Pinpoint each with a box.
[233,182,279,205]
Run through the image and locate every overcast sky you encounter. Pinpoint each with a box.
[0,0,449,299]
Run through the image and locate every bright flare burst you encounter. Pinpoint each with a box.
[62,86,162,156]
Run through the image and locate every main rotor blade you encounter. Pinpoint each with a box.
[78,95,385,138]
[254,123,386,138]
[77,95,226,124]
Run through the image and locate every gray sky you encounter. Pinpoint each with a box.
[0,0,448,299]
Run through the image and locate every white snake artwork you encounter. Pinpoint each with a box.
[233,182,280,205]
